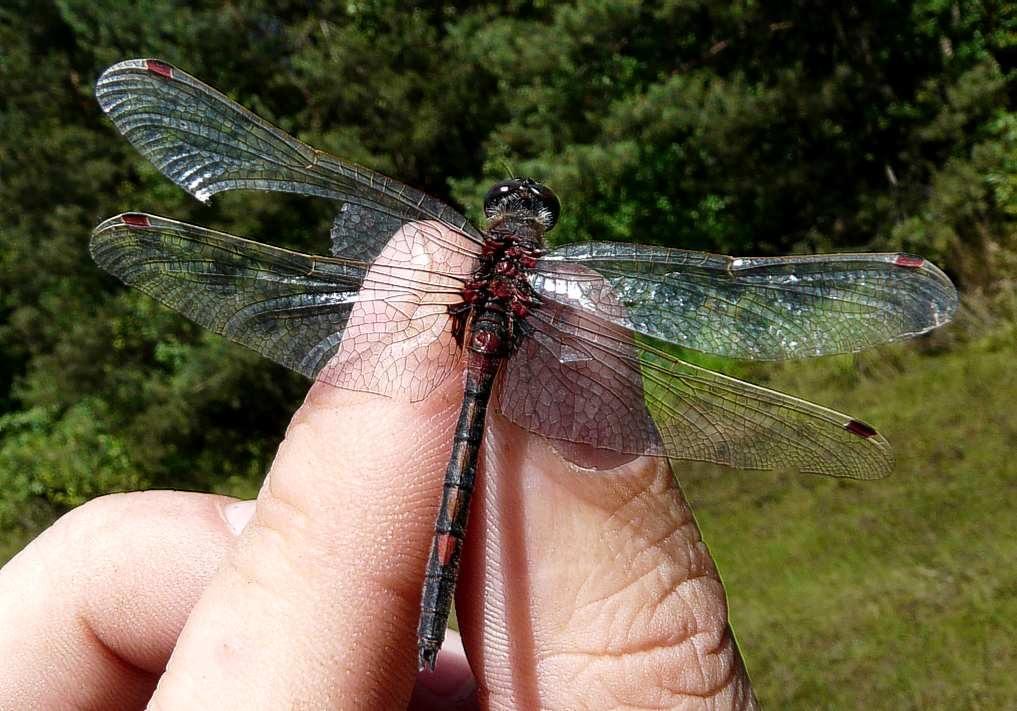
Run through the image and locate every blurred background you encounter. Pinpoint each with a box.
[0,1,1014,707]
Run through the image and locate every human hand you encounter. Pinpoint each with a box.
[0,375,756,709]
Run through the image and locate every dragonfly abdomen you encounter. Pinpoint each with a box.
[416,308,508,671]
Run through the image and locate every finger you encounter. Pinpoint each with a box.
[455,415,758,709]
[0,490,240,710]
[148,222,469,710]
[144,379,460,709]
[0,489,478,711]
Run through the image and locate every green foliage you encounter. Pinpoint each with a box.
[451,1,1016,270]
[0,0,1014,703]
[0,401,141,513]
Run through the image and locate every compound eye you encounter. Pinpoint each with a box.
[535,184,561,231]
[483,179,524,218]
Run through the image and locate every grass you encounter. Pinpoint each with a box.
[680,324,1017,709]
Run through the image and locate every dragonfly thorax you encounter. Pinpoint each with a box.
[454,216,545,350]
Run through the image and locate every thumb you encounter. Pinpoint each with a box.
[456,414,758,708]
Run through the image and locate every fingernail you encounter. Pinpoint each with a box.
[223,500,256,535]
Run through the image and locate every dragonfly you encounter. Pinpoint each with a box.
[91,59,958,671]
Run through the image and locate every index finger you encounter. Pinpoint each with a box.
[148,223,471,710]
[148,379,461,709]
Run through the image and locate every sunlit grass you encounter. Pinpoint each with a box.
[681,325,1017,708]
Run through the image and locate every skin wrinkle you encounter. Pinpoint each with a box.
[542,628,718,663]
[565,552,704,639]
[691,629,739,698]
[618,525,709,604]
[543,636,738,708]
[566,516,702,616]
[542,584,732,692]
[564,521,732,701]
[546,659,709,711]
[559,469,690,566]
[253,481,314,565]
[713,642,753,708]
[674,630,730,697]
[75,611,158,709]
[614,573,711,654]
[655,576,725,644]
[64,495,213,669]
[554,463,662,519]
[551,484,720,654]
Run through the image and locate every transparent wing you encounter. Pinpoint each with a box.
[500,300,892,479]
[532,243,958,360]
[91,213,467,401]
[95,58,484,261]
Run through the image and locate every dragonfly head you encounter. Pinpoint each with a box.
[483,178,560,231]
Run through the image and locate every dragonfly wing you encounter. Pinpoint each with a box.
[501,300,892,479]
[500,302,664,458]
[331,201,408,262]
[532,243,958,360]
[91,214,465,401]
[95,59,484,261]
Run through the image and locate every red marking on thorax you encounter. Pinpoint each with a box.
[121,213,151,227]
[472,330,502,354]
[845,419,878,438]
[489,281,513,300]
[495,262,518,277]
[462,285,482,304]
[436,533,457,566]
[145,60,174,79]
[893,254,925,269]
